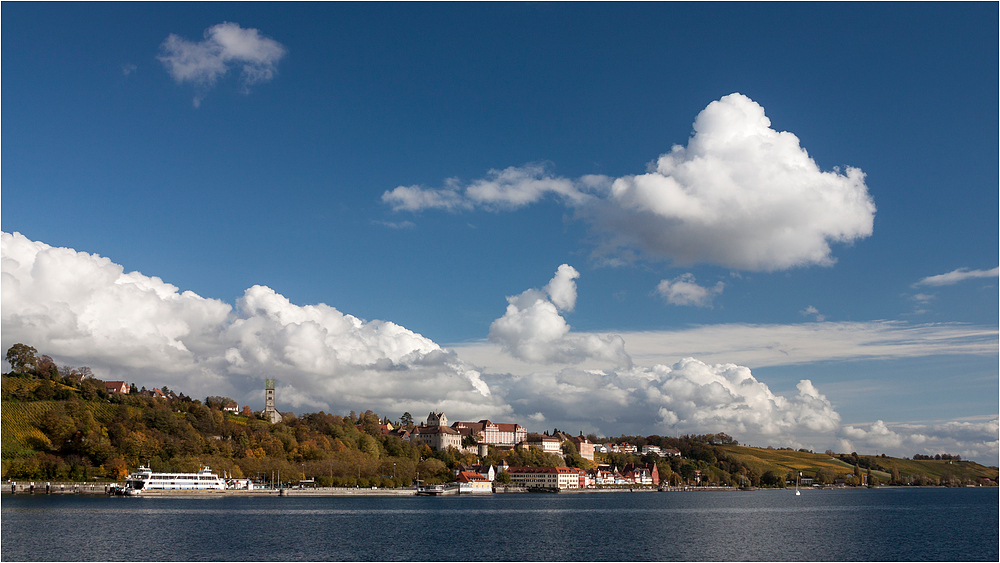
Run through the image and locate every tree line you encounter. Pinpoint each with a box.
[4,343,993,487]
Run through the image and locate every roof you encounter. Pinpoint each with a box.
[527,436,561,443]
[452,420,525,433]
[456,471,489,482]
[412,425,459,435]
[507,466,580,475]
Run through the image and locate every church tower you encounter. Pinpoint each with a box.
[264,379,283,424]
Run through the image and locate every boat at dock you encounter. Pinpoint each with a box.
[123,466,226,495]
[416,483,458,496]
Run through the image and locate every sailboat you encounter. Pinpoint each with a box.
[795,471,801,496]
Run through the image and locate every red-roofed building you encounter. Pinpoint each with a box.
[621,463,658,486]
[104,381,129,394]
[451,420,527,448]
[456,471,492,494]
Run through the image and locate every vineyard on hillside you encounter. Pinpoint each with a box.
[2,400,58,458]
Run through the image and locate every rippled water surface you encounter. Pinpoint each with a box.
[3,488,997,561]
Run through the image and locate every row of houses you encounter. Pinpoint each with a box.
[451,461,661,492]
[103,381,177,400]
[400,412,684,467]
[593,443,681,457]
[394,412,601,461]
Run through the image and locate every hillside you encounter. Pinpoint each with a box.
[3,362,997,488]
[715,445,998,486]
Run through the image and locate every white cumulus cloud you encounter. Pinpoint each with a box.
[5,232,994,462]
[590,93,875,271]
[0,232,504,420]
[656,273,724,307]
[384,93,876,272]
[489,358,842,448]
[158,22,287,106]
[487,265,630,367]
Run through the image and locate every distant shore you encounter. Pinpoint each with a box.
[5,482,985,498]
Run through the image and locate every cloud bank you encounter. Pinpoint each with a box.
[383,93,877,271]
[158,22,287,106]
[839,418,999,462]
[489,359,842,449]
[1,232,503,420]
[3,232,995,462]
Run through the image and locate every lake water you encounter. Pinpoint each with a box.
[2,488,997,561]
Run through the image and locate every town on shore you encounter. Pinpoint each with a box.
[4,344,997,493]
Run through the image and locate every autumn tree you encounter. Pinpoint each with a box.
[6,343,38,375]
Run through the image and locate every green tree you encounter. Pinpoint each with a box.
[400,412,413,427]
[358,433,381,458]
[561,440,586,469]
[6,343,38,375]
[359,410,381,436]
[760,470,784,488]
[417,458,450,483]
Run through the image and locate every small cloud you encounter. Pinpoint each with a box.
[373,220,415,230]
[381,163,593,213]
[656,274,724,307]
[799,305,826,322]
[158,22,287,106]
[914,267,999,287]
[122,63,137,76]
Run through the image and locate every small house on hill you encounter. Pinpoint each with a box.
[104,381,129,394]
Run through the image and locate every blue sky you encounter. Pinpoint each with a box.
[2,3,997,462]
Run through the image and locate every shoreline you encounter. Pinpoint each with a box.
[3,482,987,498]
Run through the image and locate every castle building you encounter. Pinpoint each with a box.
[451,420,527,448]
[426,411,448,427]
[410,411,461,451]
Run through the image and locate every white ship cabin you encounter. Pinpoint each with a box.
[125,465,226,492]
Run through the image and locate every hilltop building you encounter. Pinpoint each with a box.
[451,419,527,449]
[411,411,462,451]
[104,381,130,394]
[263,379,283,424]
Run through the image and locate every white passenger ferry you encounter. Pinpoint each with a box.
[124,465,226,495]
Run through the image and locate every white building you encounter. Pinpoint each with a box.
[507,466,581,490]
